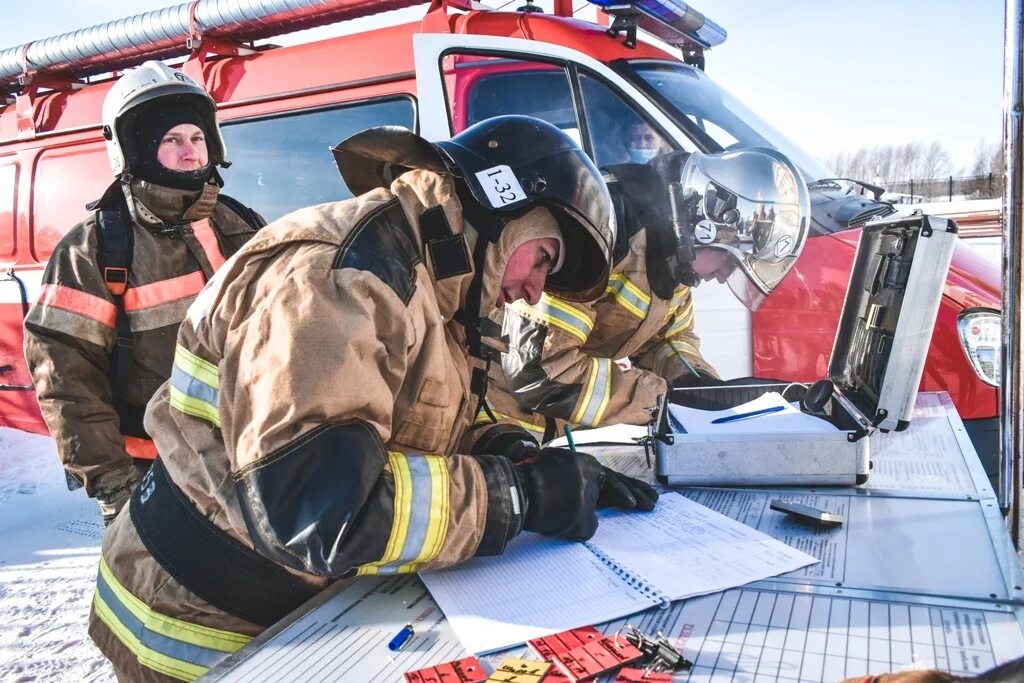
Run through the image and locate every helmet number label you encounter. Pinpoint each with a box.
[476,165,527,208]
[694,219,717,244]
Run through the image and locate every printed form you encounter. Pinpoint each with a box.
[679,488,1013,601]
[207,577,1024,682]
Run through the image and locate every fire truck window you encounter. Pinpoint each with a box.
[31,144,110,262]
[578,73,681,167]
[685,115,739,148]
[219,97,415,223]
[445,54,578,141]
[0,161,15,263]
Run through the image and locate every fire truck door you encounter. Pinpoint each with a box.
[412,33,754,378]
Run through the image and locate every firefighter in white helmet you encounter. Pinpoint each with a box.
[477,147,811,444]
[24,60,263,524]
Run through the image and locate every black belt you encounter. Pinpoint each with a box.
[129,457,320,628]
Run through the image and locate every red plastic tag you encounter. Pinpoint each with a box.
[613,668,673,683]
[485,658,551,682]
[528,626,602,661]
[404,656,488,683]
[551,636,643,681]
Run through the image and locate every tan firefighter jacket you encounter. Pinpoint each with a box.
[89,170,544,682]
[24,180,260,499]
[479,168,719,442]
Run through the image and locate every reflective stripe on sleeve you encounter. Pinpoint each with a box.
[605,274,651,319]
[26,284,118,347]
[666,286,689,317]
[357,452,450,576]
[168,344,221,427]
[36,283,117,328]
[664,299,695,339]
[571,357,612,427]
[510,294,593,344]
[191,219,227,272]
[92,557,250,682]
[655,339,700,376]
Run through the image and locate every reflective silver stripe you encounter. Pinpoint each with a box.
[665,300,694,338]
[511,295,593,343]
[576,357,612,427]
[606,274,650,319]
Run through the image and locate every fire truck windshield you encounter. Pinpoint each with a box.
[617,60,834,188]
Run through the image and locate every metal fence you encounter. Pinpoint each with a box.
[882,173,1004,203]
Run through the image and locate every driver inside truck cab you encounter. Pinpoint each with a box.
[624,121,672,164]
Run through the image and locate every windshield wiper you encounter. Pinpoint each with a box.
[809,177,887,202]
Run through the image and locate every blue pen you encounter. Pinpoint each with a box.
[387,623,414,652]
[564,425,577,452]
[711,405,786,424]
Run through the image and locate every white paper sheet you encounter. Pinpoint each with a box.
[667,392,839,435]
[419,494,817,654]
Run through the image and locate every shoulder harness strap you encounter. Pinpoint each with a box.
[95,207,135,387]
[217,194,267,231]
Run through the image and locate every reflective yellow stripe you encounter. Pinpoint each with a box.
[93,596,202,681]
[655,339,700,376]
[605,273,651,319]
[405,456,449,572]
[174,345,219,388]
[665,300,695,338]
[169,344,221,427]
[474,407,546,439]
[358,452,450,575]
[572,358,612,427]
[367,452,412,573]
[511,295,593,343]
[93,558,249,681]
[667,286,689,315]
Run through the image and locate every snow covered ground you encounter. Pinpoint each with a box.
[0,427,113,682]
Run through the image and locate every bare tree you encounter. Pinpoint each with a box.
[826,140,953,183]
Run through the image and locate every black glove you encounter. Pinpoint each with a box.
[513,447,604,541]
[671,373,727,389]
[597,467,658,511]
[512,447,660,541]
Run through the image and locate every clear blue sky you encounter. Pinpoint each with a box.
[3,0,1005,172]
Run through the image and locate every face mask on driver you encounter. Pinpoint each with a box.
[627,148,659,164]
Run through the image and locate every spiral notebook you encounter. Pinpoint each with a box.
[419,493,817,654]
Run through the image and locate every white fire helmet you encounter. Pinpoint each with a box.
[100,60,227,177]
[679,147,811,309]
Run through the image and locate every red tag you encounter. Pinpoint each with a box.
[551,636,643,681]
[528,626,602,661]
[613,668,673,683]
[404,656,488,683]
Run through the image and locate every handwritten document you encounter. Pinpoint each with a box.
[419,494,816,654]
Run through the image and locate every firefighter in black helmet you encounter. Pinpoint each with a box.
[90,116,655,682]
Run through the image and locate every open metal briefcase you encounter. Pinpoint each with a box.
[650,213,958,486]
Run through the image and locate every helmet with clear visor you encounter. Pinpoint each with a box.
[679,147,810,309]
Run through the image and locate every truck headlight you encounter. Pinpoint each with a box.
[957,310,1001,387]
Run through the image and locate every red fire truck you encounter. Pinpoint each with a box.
[0,0,1001,472]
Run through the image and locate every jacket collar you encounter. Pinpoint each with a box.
[128,179,220,227]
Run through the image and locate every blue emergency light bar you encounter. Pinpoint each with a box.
[589,0,727,49]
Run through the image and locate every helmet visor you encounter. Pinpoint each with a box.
[682,148,810,307]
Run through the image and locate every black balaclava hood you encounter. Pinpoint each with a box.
[128,100,213,191]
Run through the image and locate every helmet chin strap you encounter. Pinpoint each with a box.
[669,183,701,287]
[452,181,508,424]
